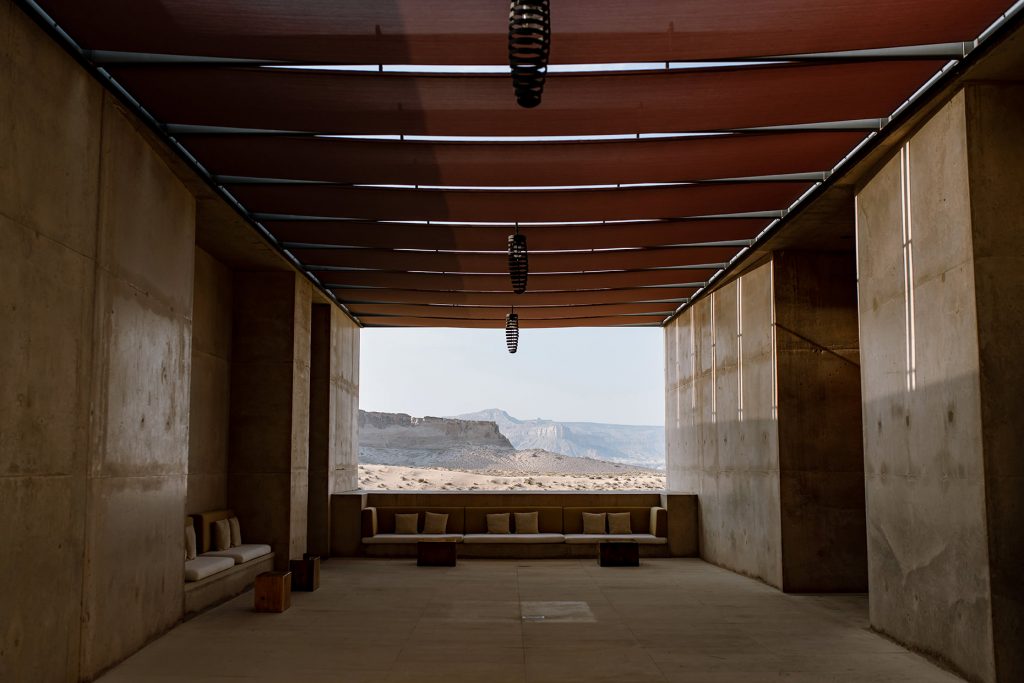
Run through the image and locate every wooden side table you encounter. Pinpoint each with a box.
[417,540,457,567]
[598,541,639,567]
[254,571,291,612]
[290,555,320,592]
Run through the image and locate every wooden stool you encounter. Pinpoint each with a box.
[290,555,320,592]
[598,541,639,567]
[254,571,291,612]
[417,541,457,567]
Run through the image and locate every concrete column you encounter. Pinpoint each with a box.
[856,85,1024,683]
[665,251,866,592]
[308,304,361,557]
[229,271,312,570]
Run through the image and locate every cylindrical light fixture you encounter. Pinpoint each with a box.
[508,0,551,108]
[508,230,528,294]
[505,311,520,354]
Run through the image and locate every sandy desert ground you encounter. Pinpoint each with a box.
[359,463,666,491]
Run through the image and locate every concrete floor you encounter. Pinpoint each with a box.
[100,559,963,683]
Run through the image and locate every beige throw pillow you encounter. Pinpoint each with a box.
[213,519,231,551]
[423,512,448,534]
[514,511,539,534]
[185,525,197,561]
[582,512,607,535]
[228,517,242,547]
[394,513,419,534]
[608,512,632,535]
[486,512,511,534]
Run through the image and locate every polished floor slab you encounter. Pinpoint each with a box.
[99,559,963,683]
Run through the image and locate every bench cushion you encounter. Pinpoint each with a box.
[204,543,272,564]
[185,556,235,582]
[564,534,667,545]
[463,533,565,544]
[363,534,463,544]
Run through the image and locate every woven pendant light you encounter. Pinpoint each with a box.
[508,0,551,108]
[505,311,520,354]
[508,230,528,294]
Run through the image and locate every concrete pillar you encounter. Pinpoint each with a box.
[665,251,866,592]
[229,271,312,570]
[308,304,361,558]
[856,85,1024,683]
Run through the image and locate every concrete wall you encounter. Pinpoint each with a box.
[229,271,312,570]
[0,3,195,680]
[186,248,233,514]
[856,86,1024,683]
[666,264,783,587]
[666,254,866,592]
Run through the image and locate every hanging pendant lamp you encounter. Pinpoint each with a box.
[506,310,520,354]
[508,0,551,108]
[508,228,528,294]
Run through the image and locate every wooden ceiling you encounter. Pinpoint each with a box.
[33,0,1016,327]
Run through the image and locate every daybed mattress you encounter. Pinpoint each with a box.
[362,534,464,544]
[204,543,272,564]
[564,534,667,545]
[185,556,235,581]
[462,533,565,544]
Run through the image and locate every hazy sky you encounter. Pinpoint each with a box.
[359,327,665,426]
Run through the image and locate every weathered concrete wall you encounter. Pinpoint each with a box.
[0,3,195,680]
[965,85,1024,683]
[186,248,233,515]
[667,264,783,587]
[774,251,867,592]
[229,272,312,570]
[857,86,1024,683]
[666,254,866,592]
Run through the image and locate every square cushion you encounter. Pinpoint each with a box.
[487,512,511,534]
[514,511,539,534]
[608,512,632,535]
[228,517,242,547]
[423,511,449,534]
[212,518,232,551]
[582,512,607,535]
[394,513,419,534]
[185,524,197,561]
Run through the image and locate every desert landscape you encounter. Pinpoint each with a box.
[358,410,666,491]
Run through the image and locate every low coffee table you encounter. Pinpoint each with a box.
[598,541,639,567]
[417,540,457,567]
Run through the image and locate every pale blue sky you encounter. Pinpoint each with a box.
[359,327,665,426]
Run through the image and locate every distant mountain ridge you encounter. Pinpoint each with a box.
[452,409,665,470]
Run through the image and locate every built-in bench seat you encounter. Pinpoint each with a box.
[358,501,670,558]
[183,510,274,616]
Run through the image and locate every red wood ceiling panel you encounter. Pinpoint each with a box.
[181,131,865,186]
[316,269,716,291]
[108,61,944,137]
[359,315,666,328]
[37,1,1010,63]
[269,219,768,251]
[291,245,739,273]
[347,302,676,320]
[231,182,810,223]
[331,288,696,306]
